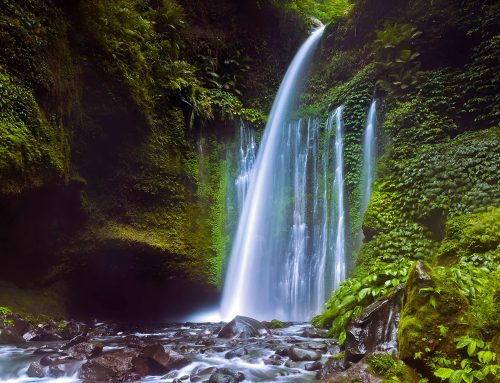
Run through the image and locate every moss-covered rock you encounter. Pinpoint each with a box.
[398,261,468,369]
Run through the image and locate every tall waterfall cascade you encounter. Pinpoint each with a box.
[361,101,378,216]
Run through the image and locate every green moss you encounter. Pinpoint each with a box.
[0,66,67,194]
[269,319,286,329]
[368,353,416,383]
[398,262,469,364]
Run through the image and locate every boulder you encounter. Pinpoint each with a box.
[67,341,103,359]
[23,323,63,342]
[208,368,245,383]
[305,361,322,371]
[190,366,217,382]
[345,284,405,364]
[316,357,345,379]
[61,333,87,349]
[301,327,328,338]
[288,346,322,362]
[319,358,382,383]
[225,347,248,359]
[264,354,283,365]
[27,361,45,378]
[218,316,267,339]
[60,321,88,340]
[140,344,189,373]
[79,344,189,381]
[0,328,25,344]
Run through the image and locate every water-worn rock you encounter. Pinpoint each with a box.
[141,344,189,373]
[23,323,63,342]
[264,354,283,365]
[61,333,87,349]
[288,346,322,361]
[305,361,322,371]
[27,361,45,378]
[225,347,248,359]
[79,344,188,381]
[218,316,267,339]
[208,368,245,383]
[301,327,328,338]
[0,328,25,344]
[190,366,217,382]
[67,341,103,359]
[345,284,405,364]
[60,321,88,340]
[319,358,382,383]
[275,346,289,357]
[316,357,345,379]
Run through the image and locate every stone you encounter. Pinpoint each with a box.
[79,348,141,381]
[225,347,248,359]
[305,360,322,371]
[140,344,189,373]
[0,328,25,344]
[217,316,267,339]
[208,368,245,383]
[345,284,405,364]
[284,359,297,368]
[27,361,45,378]
[67,341,103,359]
[23,323,63,342]
[301,327,328,338]
[316,357,345,380]
[264,354,283,365]
[190,366,217,382]
[288,346,322,361]
[61,321,88,340]
[275,346,289,357]
[318,358,382,383]
[61,333,87,349]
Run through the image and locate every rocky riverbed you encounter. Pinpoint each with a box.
[0,315,346,382]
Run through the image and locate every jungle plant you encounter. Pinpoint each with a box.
[312,258,411,343]
[373,22,422,96]
[433,336,499,383]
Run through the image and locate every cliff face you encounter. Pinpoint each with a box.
[307,0,499,380]
[0,0,307,320]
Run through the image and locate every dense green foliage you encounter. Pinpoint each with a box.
[309,0,499,381]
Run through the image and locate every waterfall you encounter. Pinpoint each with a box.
[361,101,377,216]
[331,106,346,288]
[235,122,257,213]
[221,27,326,321]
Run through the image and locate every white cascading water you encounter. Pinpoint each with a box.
[235,123,257,213]
[361,100,377,215]
[221,27,328,321]
[331,106,346,288]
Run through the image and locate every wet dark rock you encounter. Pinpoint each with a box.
[345,284,405,364]
[27,361,45,378]
[208,368,245,383]
[0,328,25,344]
[49,364,66,377]
[217,316,267,339]
[288,346,322,361]
[275,346,289,357]
[225,347,248,359]
[61,333,87,349]
[316,357,345,379]
[79,348,144,381]
[33,345,60,354]
[88,322,117,338]
[191,366,217,382]
[319,357,382,383]
[305,360,322,371]
[23,323,63,342]
[1,312,32,335]
[125,334,148,348]
[61,321,88,340]
[285,359,297,368]
[141,344,189,373]
[264,354,283,365]
[40,354,59,366]
[301,327,328,338]
[67,341,103,359]
[305,341,328,351]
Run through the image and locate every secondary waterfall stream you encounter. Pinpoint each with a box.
[361,100,377,216]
